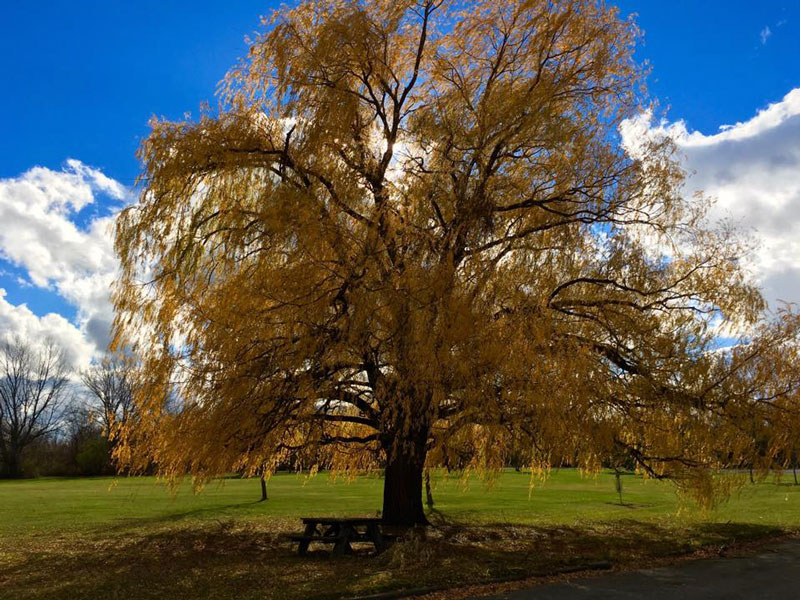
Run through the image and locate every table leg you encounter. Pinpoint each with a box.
[366,523,386,553]
[297,522,318,555]
[333,524,354,555]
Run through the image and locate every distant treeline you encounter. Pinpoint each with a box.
[0,337,135,478]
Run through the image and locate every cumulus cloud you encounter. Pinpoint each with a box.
[760,26,772,45]
[0,160,129,368]
[0,289,93,369]
[621,88,800,310]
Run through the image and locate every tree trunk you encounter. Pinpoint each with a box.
[1,451,22,479]
[382,439,429,527]
[614,470,624,505]
[260,474,268,501]
[425,469,434,509]
[794,465,798,486]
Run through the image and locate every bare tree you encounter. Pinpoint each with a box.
[0,338,71,478]
[81,356,135,439]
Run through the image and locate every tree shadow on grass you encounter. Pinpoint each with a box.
[601,502,655,509]
[101,500,262,533]
[1,520,787,600]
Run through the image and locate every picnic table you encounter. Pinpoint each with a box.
[291,517,388,555]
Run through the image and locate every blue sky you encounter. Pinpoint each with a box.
[0,1,270,184]
[2,2,798,185]
[1,2,799,366]
[618,2,799,132]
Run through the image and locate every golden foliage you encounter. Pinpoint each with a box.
[112,0,800,522]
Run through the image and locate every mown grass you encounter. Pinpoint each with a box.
[2,469,799,599]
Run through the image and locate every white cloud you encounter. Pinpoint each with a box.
[760,26,772,45]
[621,88,800,310]
[0,289,93,369]
[0,160,129,368]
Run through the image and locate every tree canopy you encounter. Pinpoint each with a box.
[113,0,800,525]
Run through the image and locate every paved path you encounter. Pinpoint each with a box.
[480,539,800,599]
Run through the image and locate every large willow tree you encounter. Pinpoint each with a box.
[114,0,800,525]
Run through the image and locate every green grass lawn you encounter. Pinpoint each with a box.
[2,470,799,599]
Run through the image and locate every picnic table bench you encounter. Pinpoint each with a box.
[290,517,390,555]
